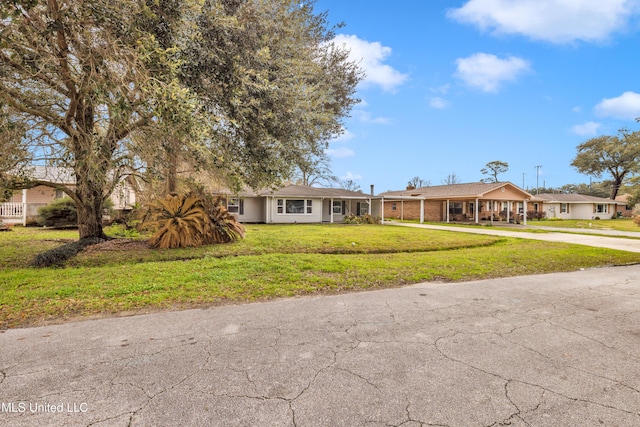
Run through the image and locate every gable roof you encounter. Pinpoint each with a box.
[379,182,532,199]
[222,184,371,199]
[532,193,625,204]
[23,165,76,184]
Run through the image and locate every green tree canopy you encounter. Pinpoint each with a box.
[0,0,362,239]
[571,128,640,199]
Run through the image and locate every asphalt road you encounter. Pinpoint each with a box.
[2,264,640,426]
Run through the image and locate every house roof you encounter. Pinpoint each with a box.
[25,166,75,184]
[379,182,532,199]
[223,184,372,199]
[532,193,626,204]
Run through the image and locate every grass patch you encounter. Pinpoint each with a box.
[529,218,640,232]
[2,224,640,329]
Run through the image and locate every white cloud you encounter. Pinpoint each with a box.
[331,34,408,92]
[572,106,583,113]
[430,84,450,95]
[572,121,602,136]
[594,91,640,120]
[454,53,530,92]
[352,109,391,124]
[447,0,638,44]
[326,147,355,158]
[430,97,451,109]
[341,171,362,181]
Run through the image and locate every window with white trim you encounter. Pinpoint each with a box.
[227,198,244,215]
[561,203,569,213]
[332,200,342,214]
[277,199,312,214]
[595,204,608,214]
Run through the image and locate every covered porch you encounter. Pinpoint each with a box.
[379,182,533,225]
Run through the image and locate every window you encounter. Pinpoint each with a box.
[518,202,524,214]
[561,203,569,213]
[448,202,463,215]
[332,200,342,214]
[533,203,539,212]
[227,198,244,215]
[276,199,312,214]
[391,203,397,211]
[595,204,608,214]
[55,189,65,199]
[357,202,369,216]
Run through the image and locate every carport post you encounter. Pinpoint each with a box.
[523,199,528,225]
[420,199,424,223]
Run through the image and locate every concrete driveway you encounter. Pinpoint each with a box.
[387,221,640,253]
[2,265,640,426]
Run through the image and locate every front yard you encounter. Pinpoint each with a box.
[2,223,640,329]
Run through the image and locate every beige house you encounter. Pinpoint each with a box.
[530,193,626,220]
[379,182,533,224]
[215,184,381,224]
[1,166,136,225]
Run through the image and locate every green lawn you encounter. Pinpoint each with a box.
[528,218,640,232]
[2,223,640,329]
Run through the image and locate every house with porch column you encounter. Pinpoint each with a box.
[213,184,381,224]
[1,166,136,226]
[379,182,533,224]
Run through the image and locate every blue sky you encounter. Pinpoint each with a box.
[315,0,640,193]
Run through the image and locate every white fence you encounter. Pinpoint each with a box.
[0,203,24,218]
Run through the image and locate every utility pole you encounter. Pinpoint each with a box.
[534,165,542,195]
[522,172,526,189]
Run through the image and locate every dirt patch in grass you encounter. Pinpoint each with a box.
[82,238,150,252]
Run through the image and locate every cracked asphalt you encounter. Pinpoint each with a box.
[1,265,640,426]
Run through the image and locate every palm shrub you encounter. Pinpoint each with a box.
[145,192,245,249]
[200,194,245,244]
[146,194,207,249]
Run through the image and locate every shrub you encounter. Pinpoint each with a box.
[199,193,245,244]
[145,194,207,249]
[144,192,245,249]
[343,214,381,224]
[37,198,77,228]
[526,210,546,221]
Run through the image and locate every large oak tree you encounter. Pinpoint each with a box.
[571,128,640,199]
[0,0,361,239]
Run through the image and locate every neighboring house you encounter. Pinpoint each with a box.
[531,193,626,220]
[214,184,380,224]
[379,182,533,224]
[0,166,136,225]
[615,194,635,217]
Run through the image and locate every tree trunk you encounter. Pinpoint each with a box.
[610,182,621,200]
[74,167,108,240]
